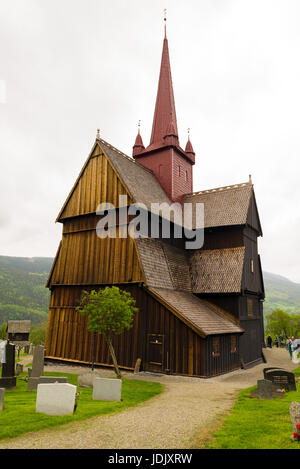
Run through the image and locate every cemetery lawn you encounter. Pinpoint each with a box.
[0,372,163,441]
[206,366,300,449]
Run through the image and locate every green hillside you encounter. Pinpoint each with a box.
[263,271,300,316]
[0,255,299,325]
[0,256,53,325]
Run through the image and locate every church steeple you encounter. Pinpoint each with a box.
[132,18,196,202]
[149,24,178,147]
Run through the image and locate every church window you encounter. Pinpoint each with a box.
[231,335,237,353]
[212,337,220,357]
[247,298,254,317]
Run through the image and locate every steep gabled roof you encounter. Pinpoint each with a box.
[183,182,259,231]
[190,247,245,294]
[149,288,243,337]
[56,138,173,222]
[136,238,244,336]
[99,139,172,209]
[7,320,31,333]
[136,238,191,291]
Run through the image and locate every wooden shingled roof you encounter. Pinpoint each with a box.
[136,238,244,336]
[182,182,258,230]
[190,247,245,294]
[7,320,31,333]
[149,288,243,337]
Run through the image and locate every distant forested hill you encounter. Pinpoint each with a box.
[263,271,300,316]
[0,255,299,325]
[0,256,53,325]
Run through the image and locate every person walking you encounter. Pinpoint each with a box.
[275,335,279,348]
[287,338,294,359]
[267,335,273,348]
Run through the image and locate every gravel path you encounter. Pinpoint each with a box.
[0,348,298,449]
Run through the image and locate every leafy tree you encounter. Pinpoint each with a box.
[29,321,47,345]
[265,308,294,338]
[76,286,138,378]
[0,322,6,340]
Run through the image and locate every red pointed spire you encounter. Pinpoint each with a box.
[185,130,195,163]
[149,25,178,146]
[132,123,145,157]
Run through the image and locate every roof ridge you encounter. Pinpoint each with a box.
[184,181,252,197]
[99,138,155,175]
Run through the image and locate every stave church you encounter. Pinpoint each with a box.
[45,22,265,378]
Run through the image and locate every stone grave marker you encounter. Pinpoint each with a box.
[0,388,5,411]
[16,363,23,376]
[78,370,101,388]
[28,345,45,390]
[93,377,122,401]
[257,379,273,399]
[36,383,77,416]
[263,367,284,380]
[265,369,296,391]
[290,402,300,433]
[39,376,68,385]
[0,342,16,388]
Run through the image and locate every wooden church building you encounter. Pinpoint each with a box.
[45,24,265,378]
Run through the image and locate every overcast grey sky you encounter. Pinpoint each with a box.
[1,0,300,283]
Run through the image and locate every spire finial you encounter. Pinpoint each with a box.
[138,119,141,133]
[249,174,252,184]
[187,127,190,139]
[96,128,100,140]
[164,8,167,38]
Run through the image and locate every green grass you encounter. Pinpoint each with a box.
[206,367,300,449]
[0,372,163,441]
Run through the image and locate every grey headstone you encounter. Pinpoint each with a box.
[28,375,68,391]
[27,377,40,391]
[78,370,101,388]
[39,376,68,385]
[93,377,122,401]
[16,363,23,375]
[31,345,44,378]
[0,388,5,411]
[36,383,77,416]
[265,369,296,391]
[257,379,273,399]
[290,402,300,433]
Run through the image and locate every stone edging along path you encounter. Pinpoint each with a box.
[0,348,297,449]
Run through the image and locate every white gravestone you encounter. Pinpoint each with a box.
[36,383,77,416]
[92,377,122,401]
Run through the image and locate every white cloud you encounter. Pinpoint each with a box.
[0,0,300,282]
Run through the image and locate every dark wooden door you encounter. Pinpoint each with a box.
[146,334,164,372]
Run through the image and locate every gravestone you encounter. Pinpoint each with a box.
[31,345,44,377]
[265,369,296,391]
[0,342,16,388]
[290,402,300,433]
[28,345,45,391]
[257,379,273,399]
[78,370,101,388]
[0,388,5,411]
[16,363,23,376]
[263,367,284,380]
[38,376,68,385]
[134,358,142,374]
[36,383,77,416]
[93,377,122,401]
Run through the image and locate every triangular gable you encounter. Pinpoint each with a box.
[56,141,134,222]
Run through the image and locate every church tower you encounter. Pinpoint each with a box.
[132,22,195,203]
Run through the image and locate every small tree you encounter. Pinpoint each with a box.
[76,286,138,378]
[29,321,47,345]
